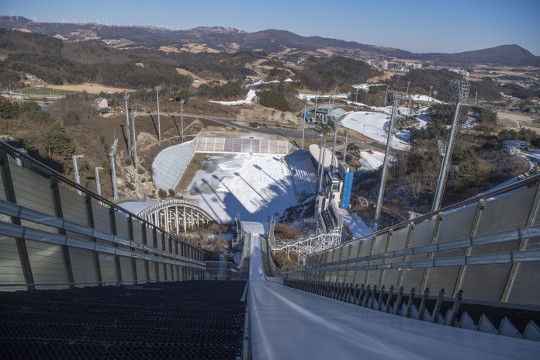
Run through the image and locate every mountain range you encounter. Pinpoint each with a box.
[1,16,538,66]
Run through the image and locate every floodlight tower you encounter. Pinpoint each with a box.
[95,166,103,197]
[301,97,307,148]
[330,119,338,173]
[314,90,319,121]
[316,135,327,196]
[180,99,185,143]
[124,93,131,156]
[72,154,84,195]
[110,139,119,201]
[374,93,399,230]
[132,111,138,170]
[342,129,349,163]
[155,86,162,141]
[431,80,470,212]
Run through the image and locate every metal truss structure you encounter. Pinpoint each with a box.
[138,199,215,234]
[272,223,343,257]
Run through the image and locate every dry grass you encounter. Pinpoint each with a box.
[46,83,130,94]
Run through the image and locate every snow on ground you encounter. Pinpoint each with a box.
[297,93,349,101]
[244,78,296,88]
[342,212,374,239]
[359,151,386,170]
[340,111,411,150]
[183,154,298,223]
[352,83,385,91]
[209,89,257,106]
[462,115,478,128]
[411,94,445,103]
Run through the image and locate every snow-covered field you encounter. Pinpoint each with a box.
[183,153,298,223]
[340,111,411,150]
[341,212,374,238]
[359,151,385,170]
[297,93,350,101]
[209,89,257,106]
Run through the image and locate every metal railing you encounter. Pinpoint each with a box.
[0,141,205,290]
[278,173,540,305]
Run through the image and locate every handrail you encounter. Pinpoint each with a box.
[0,140,203,256]
[316,173,540,254]
[0,199,205,267]
[281,224,540,273]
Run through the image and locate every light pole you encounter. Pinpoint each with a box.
[330,119,338,173]
[95,166,103,198]
[124,93,131,156]
[110,139,118,201]
[343,129,349,163]
[301,97,307,149]
[180,99,185,143]
[314,90,319,122]
[374,97,398,230]
[132,110,138,170]
[155,86,161,141]
[72,154,84,195]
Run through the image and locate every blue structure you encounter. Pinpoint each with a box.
[340,171,354,209]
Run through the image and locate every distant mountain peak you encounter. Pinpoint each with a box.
[0,16,537,66]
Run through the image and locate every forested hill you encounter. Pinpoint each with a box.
[1,16,538,66]
[421,45,540,67]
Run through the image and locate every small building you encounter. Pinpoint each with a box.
[502,140,529,154]
[95,97,109,113]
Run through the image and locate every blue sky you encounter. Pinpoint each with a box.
[2,0,539,55]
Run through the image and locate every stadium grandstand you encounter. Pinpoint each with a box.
[152,141,195,191]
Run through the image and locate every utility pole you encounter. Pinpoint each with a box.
[301,97,307,148]
[132,111,138,170]
[124,93,131,156]
[431,81,469,212]
[72,155,84,195]
[314,90,319,122]
[330,119,338,173]
[374,97,398,230]
[110,139,118,201]
[317,137,327,195]
[180,99,185,143]
[343,129,349,163]
[95,166,103,199]
[155,86,161,141]
[315,135,324,195]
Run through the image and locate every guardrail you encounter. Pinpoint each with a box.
[0,141,205,290]
[278,173,540,305]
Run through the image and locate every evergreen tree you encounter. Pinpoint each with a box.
[42,122,75,169]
